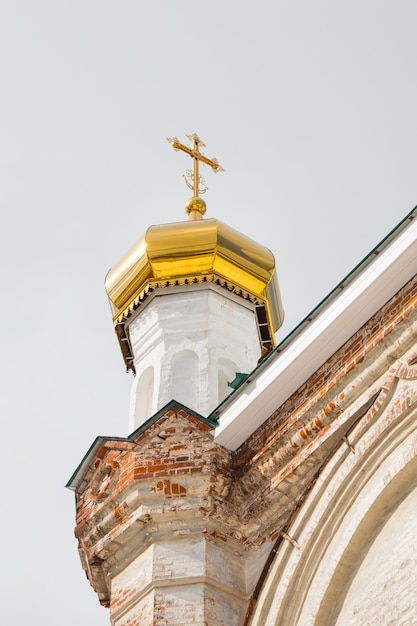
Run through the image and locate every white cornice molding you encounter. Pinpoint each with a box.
[214,215,417,450]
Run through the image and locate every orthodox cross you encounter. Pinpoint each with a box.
[167,133,224,198]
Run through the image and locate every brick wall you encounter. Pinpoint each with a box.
[248,276,417,626]
[239,275,417,458]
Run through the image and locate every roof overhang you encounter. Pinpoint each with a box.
[213,208,417,450]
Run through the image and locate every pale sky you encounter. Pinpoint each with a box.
[1,2,417,624]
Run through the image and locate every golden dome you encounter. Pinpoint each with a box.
[105,217,284,372]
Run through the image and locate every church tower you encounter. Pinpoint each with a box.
[69,135,284,626]
[105,134,284,432]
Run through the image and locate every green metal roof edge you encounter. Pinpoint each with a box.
[65,435,131,491]
[128,399,218,439]
[209,204,417,421]
[66,401,217,492]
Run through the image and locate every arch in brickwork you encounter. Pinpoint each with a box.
[250,373,417,626]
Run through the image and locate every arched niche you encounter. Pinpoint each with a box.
[250,379,417,626]
[332,467,417,625]
[170,350,199,411]
[133,366,154,426]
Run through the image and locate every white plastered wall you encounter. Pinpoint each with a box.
[127,284,261,432]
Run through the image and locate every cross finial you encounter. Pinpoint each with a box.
[167,133,224,219]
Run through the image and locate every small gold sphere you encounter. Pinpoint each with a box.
[185,196,206,217]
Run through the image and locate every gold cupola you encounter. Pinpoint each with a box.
[105,134,284,373]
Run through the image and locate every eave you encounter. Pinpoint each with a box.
[213,206,417,450]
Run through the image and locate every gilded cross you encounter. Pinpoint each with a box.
[167,133,224,199]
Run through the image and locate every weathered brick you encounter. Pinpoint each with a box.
[71,275,417,626]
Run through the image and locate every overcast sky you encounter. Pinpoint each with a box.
[1,2,417,624]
